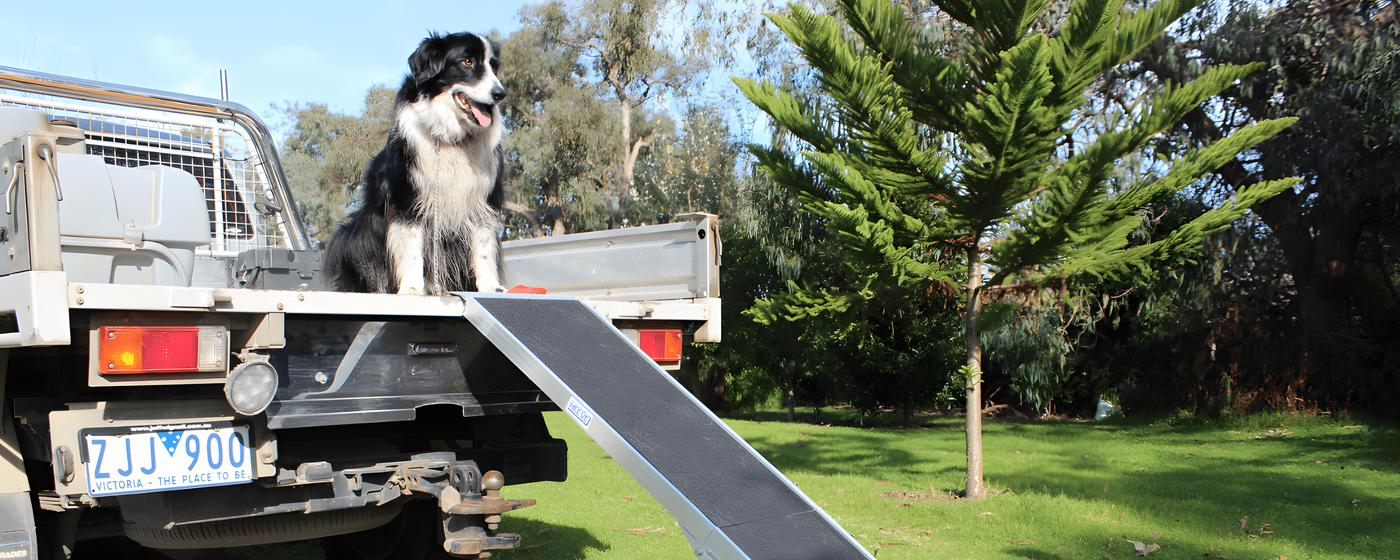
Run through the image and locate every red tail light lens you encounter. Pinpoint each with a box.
[638,329,683,361]
[99,326,227,374]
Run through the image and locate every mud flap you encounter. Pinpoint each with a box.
[0,492,38,559]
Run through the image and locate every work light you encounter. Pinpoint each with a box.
[224,361,279,416]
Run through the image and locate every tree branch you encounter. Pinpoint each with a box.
[502,200,544,238]
[607,64,629,104]
[628,128,660,165]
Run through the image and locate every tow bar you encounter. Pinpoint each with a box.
[393,461,535,558]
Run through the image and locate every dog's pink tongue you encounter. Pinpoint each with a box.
[470,104,492,127]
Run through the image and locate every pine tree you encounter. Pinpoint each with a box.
[734,0,1299,498]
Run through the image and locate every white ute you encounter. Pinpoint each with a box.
[0,66,721,559]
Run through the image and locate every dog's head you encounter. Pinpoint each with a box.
[405,32,505,134]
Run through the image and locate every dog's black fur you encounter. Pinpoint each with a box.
[325,31,507,295]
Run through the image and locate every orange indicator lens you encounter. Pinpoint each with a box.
[102,328,148,372]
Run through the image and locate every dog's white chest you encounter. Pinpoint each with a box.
[396,100,502,229]
[411,145,497,226]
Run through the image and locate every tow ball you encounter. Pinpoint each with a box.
[437,466,536,558]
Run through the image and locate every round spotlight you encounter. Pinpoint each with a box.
[225,361,279,416]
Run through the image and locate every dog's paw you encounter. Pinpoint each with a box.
[397,286,424,296]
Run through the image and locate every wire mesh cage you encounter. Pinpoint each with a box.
[0,92,287,257]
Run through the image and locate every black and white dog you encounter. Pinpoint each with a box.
[325,32,507,295]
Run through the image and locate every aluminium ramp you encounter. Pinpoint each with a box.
[459,294,872,560]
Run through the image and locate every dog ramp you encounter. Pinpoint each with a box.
[459,294,873,560]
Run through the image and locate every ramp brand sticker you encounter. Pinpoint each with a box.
[565,397,595,429]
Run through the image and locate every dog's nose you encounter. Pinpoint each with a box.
[490,85,506,102]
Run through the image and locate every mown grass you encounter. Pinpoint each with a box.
[213,410,1398,559]
[487,410,1399,560]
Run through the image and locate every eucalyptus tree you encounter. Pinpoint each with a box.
[499,11,616,236]
[277,86,395,243]
[512,0,743,230]
[638,103,746,219]
[736,0,1298,498]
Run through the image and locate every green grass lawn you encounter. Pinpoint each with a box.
[487,410,1399,560]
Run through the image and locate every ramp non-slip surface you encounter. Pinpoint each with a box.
[472,297,867,560]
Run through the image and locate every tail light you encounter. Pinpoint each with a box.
[99,326,227,374]
[637,329,683,361]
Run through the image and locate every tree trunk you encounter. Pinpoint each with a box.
[787,364,796,423]
[612,98,632,230]
[1252,189,1362,341]
[963,243,986,499]
[903,389,915,429]
[543,169,566,236]
[678,338,700,396]
[706,361,728,408]
[548,202,566,236]
[502,201,543,238]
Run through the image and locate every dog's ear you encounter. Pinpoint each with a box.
[408,33,447,87]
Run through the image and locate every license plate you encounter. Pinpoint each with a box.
[82,423,253,497]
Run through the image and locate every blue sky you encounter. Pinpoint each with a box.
[2,0,530,123]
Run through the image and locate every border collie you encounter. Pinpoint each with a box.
[325,31,507,295]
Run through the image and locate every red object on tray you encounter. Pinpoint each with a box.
[506,285,547,294]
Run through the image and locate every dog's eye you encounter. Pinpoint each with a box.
[461,58,475,67]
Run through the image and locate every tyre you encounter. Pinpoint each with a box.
[318,503,409,560]
[320,499,452,560]
[123,503,403,550]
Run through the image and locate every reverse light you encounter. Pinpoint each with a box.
[99,326,227,374]
[638,329,683,362]
[224,361,279,416]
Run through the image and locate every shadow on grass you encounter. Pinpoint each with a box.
[1003,549,1064,560]
[726,408,968,429]
[742,432,930,479]
[492,516,611,559]
[124,515,611,560]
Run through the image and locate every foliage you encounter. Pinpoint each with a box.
[735,0,1300,497]
[839,296,964,420]
[275,86,395,243]
[497,14,611,237]
[1056,203,1303,417]
[981,307,1077,415]
[500,0,747,235]
[682,220,794,411]
[725,162,966,424]
[633,104,745,221]
[1100,0,1400,416]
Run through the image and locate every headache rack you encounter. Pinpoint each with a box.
[0,66,311,257]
